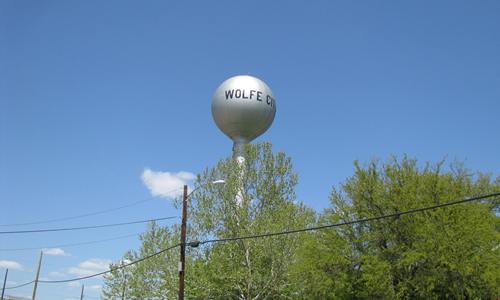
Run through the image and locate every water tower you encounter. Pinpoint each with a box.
[212,75,276,160]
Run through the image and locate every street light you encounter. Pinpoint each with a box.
[178,180,225,300]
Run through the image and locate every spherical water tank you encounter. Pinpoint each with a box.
[212,75,276,145]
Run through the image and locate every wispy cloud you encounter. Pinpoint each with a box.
[67,281,80,288]
[49,271,65,278]
[43,248,69,256]
[141,169,195,198]
[67,258,111,277]
[0,260,23,270]
[67,281,101,293]
[87,284,102,290]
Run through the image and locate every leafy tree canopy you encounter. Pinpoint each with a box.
[103,146,499,299]
[292,156,499,299]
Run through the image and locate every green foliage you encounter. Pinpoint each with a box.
[186,142,315,298]
[103,149,499,299]
[102,222,180,299]
[102,142,314,299]
[293,156,500,299]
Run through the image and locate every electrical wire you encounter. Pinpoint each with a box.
[38,291,101,299]
[4,244,180,289]
[0,216,178,235]
[197,192,500,245]
[38,243,181,284]
[0,187,183,227]
[4,192,498,290]
[3,280,34,290]
[0,199,153,227]
[0,232,141,252]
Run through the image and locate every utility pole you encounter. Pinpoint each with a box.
[178,185,188,300]
[32,251,43,300]
[1,269,8,300]
[80,284,84,300]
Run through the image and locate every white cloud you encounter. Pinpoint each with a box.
[87,284,102,290]
[43,248,69,256]
[67,281,80,288]
[67,281,101,292]
[39,277,51,281]
[49,271,65,278]
[141,169,195,198]
[67,258,111,277]
[0,260,23,270]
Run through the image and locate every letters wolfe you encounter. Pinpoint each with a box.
[225,89,275,107]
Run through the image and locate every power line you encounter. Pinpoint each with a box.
[39,192,500,284]
[197,192,500,245]
[0,232,141,252]
[4,192,498,290]
[0,199,151,227]
[4,243,180,289]
[38,243,181,284]
[0,216,178,235]
[3,280,34,290]
[0,188,183,227]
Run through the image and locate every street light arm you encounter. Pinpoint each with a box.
[185,179,225,200]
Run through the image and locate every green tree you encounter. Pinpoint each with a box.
[102,222,180,299]
[102,142,314,299]
[292,157,500,299]
[186,142,314,299]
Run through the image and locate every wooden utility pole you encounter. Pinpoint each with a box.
[178,185,188,300]
[32,251,43,300]
[80,284,84,300]
[1,268,8,300]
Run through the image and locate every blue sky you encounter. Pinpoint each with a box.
[1,0,499,299]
